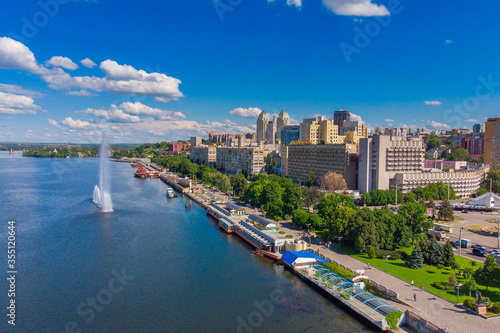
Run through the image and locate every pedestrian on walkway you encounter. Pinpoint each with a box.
[368,263,371,269]
[411,280,414,287]
[414,293,417,302]
[421,284,424,291]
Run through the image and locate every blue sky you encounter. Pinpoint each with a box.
[1,0,500,143]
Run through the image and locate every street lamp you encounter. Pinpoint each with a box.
[385,255,391,272]
[337,236,343,250]
[456,283,463,304]
[459,227,464,256]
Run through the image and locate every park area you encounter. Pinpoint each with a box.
[347,245,500,305]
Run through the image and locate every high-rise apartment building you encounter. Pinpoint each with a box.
[485,118,500,165]
[300,117,345,144]
[333,110,350,128]
[358,135,425,193]
[276,109,290,143]
[473,123,484,134]
[256,111,269,142]
[190,136,202,147]
[266,115,277,144]
[281,125,300,146]
[216,147,265,176]
[281,143,358,189]
[189,146,217,166]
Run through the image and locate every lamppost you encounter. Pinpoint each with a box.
[456,283,463,304]
[385,255,391,272]
[497,220,500,250]
[459,227,463,256]
[337,236,343,250]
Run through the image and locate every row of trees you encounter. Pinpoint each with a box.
[295,193,433,252]
[360,182,457,206]
[408,238,456,269]
[23,147,99,158]
[242,175,303,219]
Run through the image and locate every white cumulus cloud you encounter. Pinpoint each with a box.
[0,37,44,74]
[229,107,263,118]
[0,83,45,97]
[322,0,389,16]
[76,105,141,123]
[424,100,442,105]
[46,56,79,70]
[427,120,451,130]
[80,58,97,68]
[66,90,97,96]
[60,117,93,129]
[384,118,394,122]
[119,102,185,120]
[0,92,41,115]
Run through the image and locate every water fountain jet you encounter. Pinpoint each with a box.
[92,135,113,212]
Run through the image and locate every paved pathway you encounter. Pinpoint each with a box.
[278,222,499,333]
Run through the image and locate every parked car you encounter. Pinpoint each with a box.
[473,248,488,257]
[488,249,500,256]
[472,244,485,250]
[462,209,468,213]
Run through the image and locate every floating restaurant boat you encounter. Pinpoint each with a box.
[166,186,176,198]
[131,162,141,167]
[134,166,149,178]
[218,217,235,233]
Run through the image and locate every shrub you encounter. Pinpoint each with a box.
[279,231,286,234]
[275,216,283,221]
[385,311,403,330]
[324,262,354,280]
[285,234,293,238]
[492,302,500,314]
[463,298,476,310]
[368,245,377,259]
[376,249,406,261]
[431,281,452,291]
[437,263,444,269]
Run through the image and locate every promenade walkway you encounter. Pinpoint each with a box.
[278,223,499,333]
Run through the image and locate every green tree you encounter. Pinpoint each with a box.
[404,192,417,203]
[428,237,444,266]
[328,206,357,238]
[261,181,283,218]
[291,209,309,227]
[230,173,247,196]
[450,148,471,161]
[486,165,500,194]
[367,245,377,259]
[399,201,429,243]
[282,183,303,217]
[466,277,478,297]
[354,235,366,254]
[305,171,318,187]
[316,194,356,232]
[408,245,424,269]
[474,255,500,291]
[448,273,458,287]
[425,135,442,150]
[438,199,454,221]
[443,240,456,267]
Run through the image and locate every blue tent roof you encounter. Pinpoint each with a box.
[282,251,328,266]
[274,167,281,173]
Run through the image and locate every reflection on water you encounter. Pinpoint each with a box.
[0,152,376,333]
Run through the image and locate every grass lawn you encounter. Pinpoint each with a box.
[351,247,500,304]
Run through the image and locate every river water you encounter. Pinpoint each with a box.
[0,152,376,333]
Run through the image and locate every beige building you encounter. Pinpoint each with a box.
[189,146,216,166]
[358,135,425,193]
[190,136,202,147]
[281,143,358,189]
[300,117,345,144]
[485,117,500,165]
[216,147,265,176]
[391,167,488,198]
